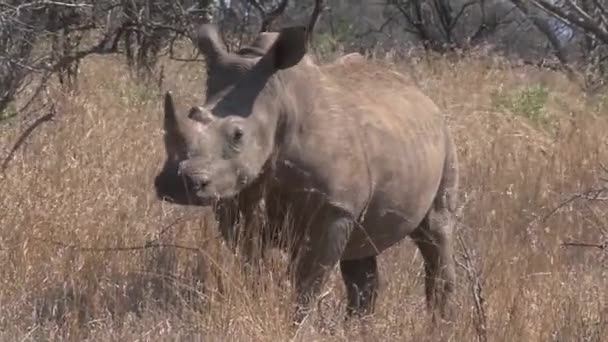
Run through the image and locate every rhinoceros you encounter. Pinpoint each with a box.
[154,24,460,324]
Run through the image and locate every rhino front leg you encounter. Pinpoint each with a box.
[411,205,456,322]
[290,207,355,325]
[215,199,267,284]
[215,198,240,249]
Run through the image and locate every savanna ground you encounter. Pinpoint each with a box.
[1,47,607,341]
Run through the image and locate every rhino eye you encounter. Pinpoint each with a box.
[232,127,244,144]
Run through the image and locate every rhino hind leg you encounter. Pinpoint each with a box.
[410,205,456,322]
[340,255,379,319]
[410,128,459,322]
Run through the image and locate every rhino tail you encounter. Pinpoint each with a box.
[435,128,459,213]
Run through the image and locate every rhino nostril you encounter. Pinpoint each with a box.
[200,178,211,189]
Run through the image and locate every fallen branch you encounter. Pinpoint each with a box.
[1,106,55,175]
[27,215,199,252]
[26,216,251,299]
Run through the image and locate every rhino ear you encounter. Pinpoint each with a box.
[188,106,214,126]
[270,26,308,70]
[194,24,226,68]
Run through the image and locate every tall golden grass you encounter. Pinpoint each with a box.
[0,50,606,341]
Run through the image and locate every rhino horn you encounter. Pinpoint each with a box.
[164,91,198,141]
[194,24,227,69]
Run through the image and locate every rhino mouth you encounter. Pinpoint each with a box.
[154,178,239,207]
[157,191,219,207]
[154,172,218,207]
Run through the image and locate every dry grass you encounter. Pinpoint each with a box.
[1,51,607,342]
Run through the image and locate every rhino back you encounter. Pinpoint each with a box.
[277,61,448,258]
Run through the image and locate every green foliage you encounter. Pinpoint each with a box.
[314,32,341,59]
[492,84,551,127]
[596,93,608,115]
[0,103,17,122]
[312,19,359,60]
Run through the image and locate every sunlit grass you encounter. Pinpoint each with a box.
[0,49,606,341]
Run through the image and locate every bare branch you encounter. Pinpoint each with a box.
[451,0,480,31]
[354,14,397,40]
[531,0,608,44]
[247,0,288,32]
[247,0,267,18]
[542,183,608,222]
[511,0,571,66]
[600,161,608,175]
[455,232,488,342]
[31,1,93,8]
[1,0,213,114]
[389,0,437,50]
[591,0,608,27]
[307,0,326,45]
[1,106,55,175]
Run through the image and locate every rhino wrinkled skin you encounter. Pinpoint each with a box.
[154,24,460,324]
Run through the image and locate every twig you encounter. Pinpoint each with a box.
[561,241,606,250]
[455,232,488,342]
[27,1,93,9]
[19,325,38,342]
[354,15,396,40]
[28,236,202,253]
[1,106,55,175]
[17,72,55,114]
[541,186,608,222]
[600,161,608,175]
[315,284,335,328]
[247,0,288,32]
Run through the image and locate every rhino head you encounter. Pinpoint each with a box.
[154,24,308,205]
